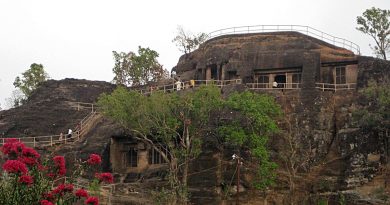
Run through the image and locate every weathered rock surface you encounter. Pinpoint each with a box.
[0,35,389,204]
[173,32,357,82]
[0,78,116,137]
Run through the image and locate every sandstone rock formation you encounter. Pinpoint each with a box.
[0,32,389,204]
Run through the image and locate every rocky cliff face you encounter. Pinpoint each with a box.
[0,78,116,137]
[0,41,389,204]
[173,32,357,82]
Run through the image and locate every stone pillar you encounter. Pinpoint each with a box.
[221,65,226,80]
[137,149,148,172]
[206,67,211,80]
[301,52,320,90]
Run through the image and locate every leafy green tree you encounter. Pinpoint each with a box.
[13,63,49,103]
[218,91,282,190]
[13,63,49,97]
[354,79,390,156]
[112,51,134,85]
[98,85,222,202]
[98,86,281,203]
[172,26,208,54]
[357,7,390,60]
[112,47,169,86]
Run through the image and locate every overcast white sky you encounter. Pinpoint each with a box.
[0,0,389,109]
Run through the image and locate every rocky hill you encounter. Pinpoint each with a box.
[0,36,389,204]
[0,78,116,137]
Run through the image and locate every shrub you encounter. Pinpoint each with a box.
[0,138,113,205]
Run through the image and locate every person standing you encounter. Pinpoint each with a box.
[175,80,182,91]
[67,128,73,138]
[273,81,278,88]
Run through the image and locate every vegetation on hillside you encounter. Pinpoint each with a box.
[10,63,49,107]
[98,85,281,203]
[354,78,390,157]
[357,7,390,60]
[172,26,208,55]
[0,139,112,205]
[112,46,169,86]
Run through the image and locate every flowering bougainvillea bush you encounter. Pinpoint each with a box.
[0,138,113,205]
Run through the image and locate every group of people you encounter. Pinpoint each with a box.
[175,79,195,91]
[59,128,73,141]
[59,123,81,141]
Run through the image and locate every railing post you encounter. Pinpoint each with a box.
[2,138,4,145]
[33,137,36,148]
[92,104,94,112]
[50,136,53,146]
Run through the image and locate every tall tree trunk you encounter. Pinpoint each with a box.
[169,159,179,189]
[182,125,190,187]
[182,157,189,187]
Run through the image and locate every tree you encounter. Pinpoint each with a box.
[172,26,208,54]
[353,78,390,186]
[98,85,222,202]
[279,114,313,204]
[13,63,49,99]
[112,47,169,86]
[112,51,134,85]
[218,91,282,190]
[357,7,390,60]
[354,79,390,153]
[98,87,281,202]
[5,90,25,108]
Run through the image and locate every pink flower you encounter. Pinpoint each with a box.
[2,138,25,156]
[87,154,102,165]
[85,196,99,205]
[22,147,40,158]
[75,188,89,198]
[19,175,33,185]
[40,200,54,205]
[18,156,39,166]
[52,183,74,196]
[2,160,28,175]
[49,156,66,177]
[95,172,114,183]
[42,192,55,201]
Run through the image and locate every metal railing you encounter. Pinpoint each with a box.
[315,83,357,91]
[137,79,242,95]
[207,25,360,55]
[67,101,96,112]
[247,83,301,90]
[0,102,99,147]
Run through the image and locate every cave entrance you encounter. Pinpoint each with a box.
[211,64,218,80]
[274,74,286,88]
[227,71,238,80]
